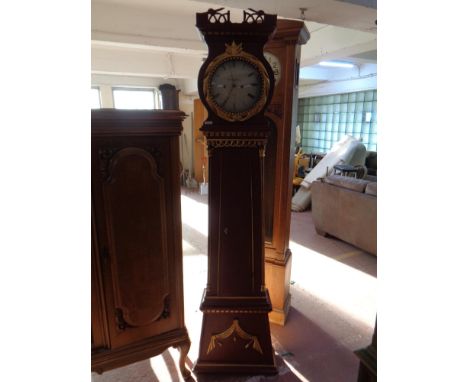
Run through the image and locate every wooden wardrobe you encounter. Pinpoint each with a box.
[91,109,190,378]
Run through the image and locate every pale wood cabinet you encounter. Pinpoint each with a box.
[91,109,190,378]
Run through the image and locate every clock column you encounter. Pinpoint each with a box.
[263,19,310,326]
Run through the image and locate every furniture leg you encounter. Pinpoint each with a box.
[177,339,191,380]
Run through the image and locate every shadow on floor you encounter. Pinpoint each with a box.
[92,359,159,382]
[185,307,360,382]
[290,211,376,278]
[270,307,360,382]
[182,223,207,256]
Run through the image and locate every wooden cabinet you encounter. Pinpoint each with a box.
[91,109,190,378]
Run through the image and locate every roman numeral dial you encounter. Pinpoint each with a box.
[209,59,263,114]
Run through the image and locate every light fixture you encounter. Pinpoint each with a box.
[318,61,354,68]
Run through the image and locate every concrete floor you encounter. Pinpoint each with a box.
[93,188,376,382]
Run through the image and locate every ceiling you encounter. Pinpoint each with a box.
[91,0,377,95]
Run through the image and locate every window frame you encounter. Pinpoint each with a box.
[91,86,102,109]
[111,86,162,110]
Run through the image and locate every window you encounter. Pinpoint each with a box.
[91,87,101,109]
[297,90,377,153]
[112,87,161,110]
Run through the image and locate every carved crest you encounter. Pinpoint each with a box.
[225,41,243,55]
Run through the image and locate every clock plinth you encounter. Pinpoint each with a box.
[194,292,276,374]
[194,9,277,375]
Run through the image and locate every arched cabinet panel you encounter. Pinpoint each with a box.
[104,147,170,329]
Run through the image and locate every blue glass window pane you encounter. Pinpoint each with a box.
[297,90,377,154]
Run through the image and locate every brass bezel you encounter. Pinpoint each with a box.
[203,42,270,122]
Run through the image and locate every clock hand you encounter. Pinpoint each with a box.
[220,84,234,107]
[219,69,238,107]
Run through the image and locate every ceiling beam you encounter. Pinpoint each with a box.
[91,45,203,79]
[91,37,207,57]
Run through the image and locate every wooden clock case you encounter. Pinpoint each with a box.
[194,9,278,375]
[263,20,310,325]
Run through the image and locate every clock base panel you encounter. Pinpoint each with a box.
[194,309,277,375]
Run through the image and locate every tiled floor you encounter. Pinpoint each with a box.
[92,188,377,382]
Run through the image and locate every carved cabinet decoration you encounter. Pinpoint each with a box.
[91,109,190,378]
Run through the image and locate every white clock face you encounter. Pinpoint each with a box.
[209,59,263,113]
[264,52,281,85]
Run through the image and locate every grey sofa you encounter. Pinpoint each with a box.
[310,175,377,255]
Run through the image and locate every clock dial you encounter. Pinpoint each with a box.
[202,42,271,122]
[264,52,281,85]
[209,59,263,113]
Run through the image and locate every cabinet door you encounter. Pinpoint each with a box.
[94,144,180,349]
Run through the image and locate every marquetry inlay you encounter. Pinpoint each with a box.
[207,319,263,355]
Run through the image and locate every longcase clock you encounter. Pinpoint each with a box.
[263,19,310,326]
[194,8,277,374]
